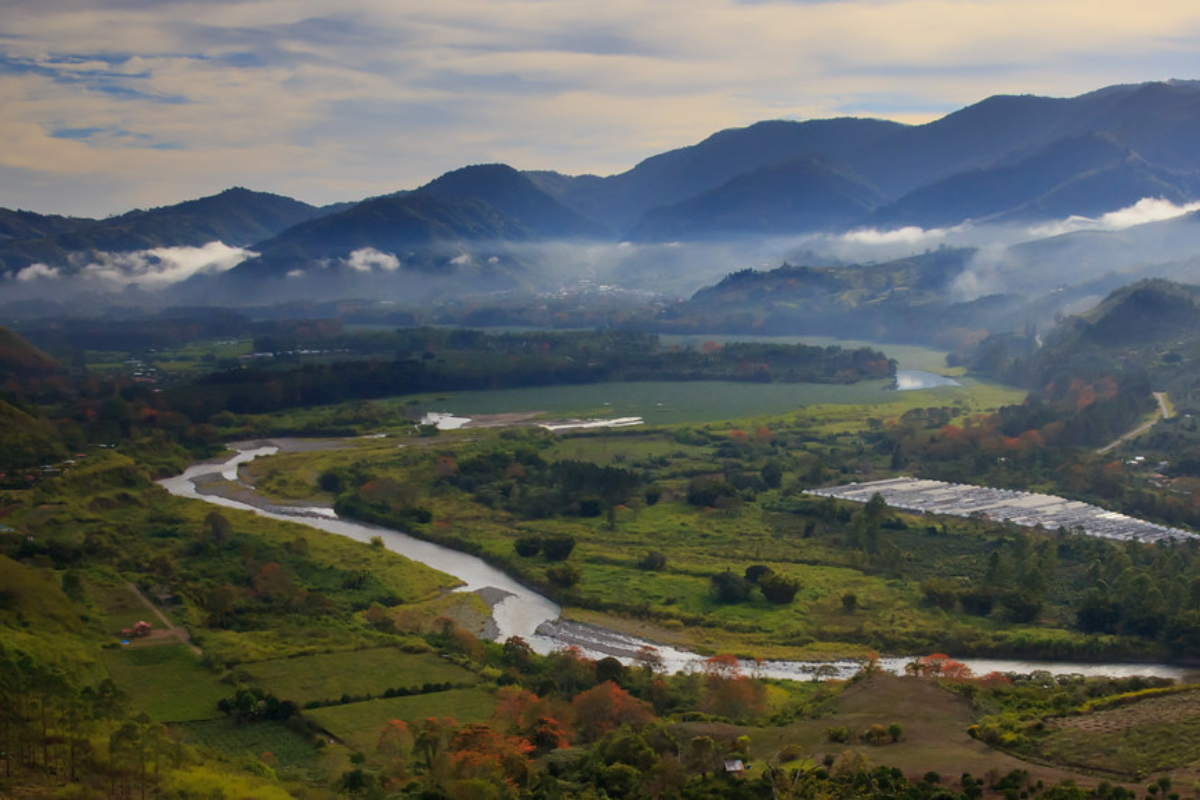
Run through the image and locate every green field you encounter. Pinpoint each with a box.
[306,688,497,754]
[172,718,322,780]
[238,648,479,705]
[103,642,230,722]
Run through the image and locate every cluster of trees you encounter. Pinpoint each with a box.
[0,644,182,797]
[711,566,801,605]
[338,637,775,796]
[428,443,641,521]
[162,328,893,423]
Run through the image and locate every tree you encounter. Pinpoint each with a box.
[376,719,412,779]
[201,511,231,547]
[638,551,666,571]
[513,536,541,557]
[760,572,801,604]
[541,535,576,561]
[545,563,581,588]
[761,459,783,489]
[711,570,750,603]
[571,681,654,742]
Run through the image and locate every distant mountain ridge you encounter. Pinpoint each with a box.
[9,80,1200,289]
[0,187,326,276]
[238,164,609,278]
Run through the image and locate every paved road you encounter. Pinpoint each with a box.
[1096,392,1171,455]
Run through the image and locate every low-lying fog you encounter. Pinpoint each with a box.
[7,197,1200,319]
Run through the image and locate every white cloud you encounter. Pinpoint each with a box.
[343,247,400,272]
[14,263,61,281]
[72,241,256,288]
[840,225,956,247]
[1028,197,1200,238]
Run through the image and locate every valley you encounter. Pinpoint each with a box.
[10,74,1200,798]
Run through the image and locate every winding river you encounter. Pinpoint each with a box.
[160,442,1190,682]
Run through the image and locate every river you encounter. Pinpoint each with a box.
[159,442,1189,682]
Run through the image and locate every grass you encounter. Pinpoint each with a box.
[237,648,478,705]
[87,578,179,636]
[102,642,230,722]
[305,687,497,754]
[702,674,1124,794]
[1038,689,1200,778]
[172,718,322,780]
[541,432,708,466]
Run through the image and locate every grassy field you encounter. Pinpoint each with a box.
[172,718,322,781]
[1039,689,1200,780]
[103,642,229,722]
[306,687,497,755]
[238,648,479,705]
[729,675,1120,792]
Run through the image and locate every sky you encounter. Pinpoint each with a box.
[4,0,1200,218]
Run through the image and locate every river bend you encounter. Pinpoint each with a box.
[159,442,1188,682]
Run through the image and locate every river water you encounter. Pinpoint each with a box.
[159,443,1188,682]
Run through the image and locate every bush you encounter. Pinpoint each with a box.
[760,573,801,605]
[711,571,750,604]
[546,563,581,588]
[744,564,773,584]
[541,535,576,561]
[639,551,667,571]
[514,536,542,557]
[825,726,850,743]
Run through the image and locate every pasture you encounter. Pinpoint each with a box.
[305,687,497,754]
[238,648,479,706]
[102,642,229,722]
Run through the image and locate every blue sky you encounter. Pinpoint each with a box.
[4,0,1200,217]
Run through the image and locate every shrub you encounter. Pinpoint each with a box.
[825,726,850,743]
[546,564,581,588]
[639,551,667,571]
[514,536,541,557]
[541,535,576,561]
[711,571,750,604]
[760,573,801,605]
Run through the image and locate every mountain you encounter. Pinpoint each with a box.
[873,133,1200,227]
[0,187,327,276]
[0,326,64,381]
[544,118,904,232]
[14,80,1200,306]
[0,208,93,243]
[628,156,883,241]
[239,164,611,277]
[649,248,1044,343]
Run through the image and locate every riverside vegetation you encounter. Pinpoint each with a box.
[5,314,1200,797]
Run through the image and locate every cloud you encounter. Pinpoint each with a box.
[1027,197,1200,238]
[840,225,957,247]
[14,263,61,281]
[69,241,256,288]
[343,247,400,272]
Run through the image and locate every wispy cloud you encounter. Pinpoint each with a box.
[11,241,256,288]
[1028,197,1200,237]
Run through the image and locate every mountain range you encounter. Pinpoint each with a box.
[7,79,1200,301]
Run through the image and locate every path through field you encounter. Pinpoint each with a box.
[1096,391,1172,455]
[125,581,202,656]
